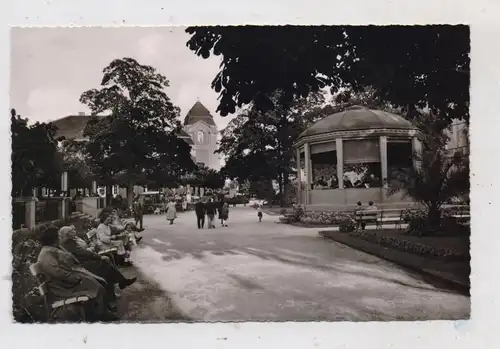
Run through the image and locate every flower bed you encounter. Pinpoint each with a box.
[344,229,467,261]
[299,211,355,227]
[12,214,95,322]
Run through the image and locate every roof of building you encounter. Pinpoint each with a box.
[183,101,216,126]
[177,129,194,145]
[51,113,95,140]
[51,113,194,145]
[299,105,415,138]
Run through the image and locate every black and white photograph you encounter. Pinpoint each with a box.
[9,24,471,324]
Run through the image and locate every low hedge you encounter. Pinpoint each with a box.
[12,214,95,322]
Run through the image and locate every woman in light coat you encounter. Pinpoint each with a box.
[166,199,177,225]
[96,212,131,266]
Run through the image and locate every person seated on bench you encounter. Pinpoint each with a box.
[36,225,118,321]
[59,226,137,292]
[365,201,378,212]
[110,209,143,243]
[359,201,379,230]
[96,212,132,266]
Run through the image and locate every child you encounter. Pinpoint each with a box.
[124,222,138,246]
[257,205,263,222]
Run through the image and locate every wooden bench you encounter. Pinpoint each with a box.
[444,205,470,225]
[355,208,408,230]
[29,263,90,322]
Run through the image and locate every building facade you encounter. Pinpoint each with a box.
[444,119,469,156]
[182,101,221,171]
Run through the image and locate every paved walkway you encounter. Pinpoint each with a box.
[130,206,470,321]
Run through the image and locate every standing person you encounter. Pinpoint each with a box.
[257,205,263,222]
[205,198,216,229]
[133,196,144,231]
[219,201,229,227]
[195,199,206,229]
[166,199,177,225]
[182,197,188,212]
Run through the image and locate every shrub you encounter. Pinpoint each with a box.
[291,205,304,222]
[339,219,356,232]
[403,209,470,236]
[403,209,429,236]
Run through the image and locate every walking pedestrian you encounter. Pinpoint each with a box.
[219,201,229,227]
[257,205,263,222]
[166,199,177,225]
[195,200,206,229]
[133,196,144,231]
[205,198,216,229]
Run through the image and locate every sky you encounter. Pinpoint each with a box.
[10,27,235,130]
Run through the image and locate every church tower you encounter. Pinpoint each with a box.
[183,101,221,170]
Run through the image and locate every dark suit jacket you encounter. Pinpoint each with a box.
[205,202,216,215]
[195,202,206,216]
[59,238,114,281]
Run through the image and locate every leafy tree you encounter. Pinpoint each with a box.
[80,58,196,205]
[186,25,469,124]
[388,112,469,232]
[248,180,276,201]
[219,91,327,206]
[11,109,61,197]
[59,139,95,193]
[182,165,226,190]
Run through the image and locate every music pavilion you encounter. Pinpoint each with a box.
[293,105,420,209]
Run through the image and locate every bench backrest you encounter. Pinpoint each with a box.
[29,263,48,296]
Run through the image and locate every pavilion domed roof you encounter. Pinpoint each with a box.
[299,105,415,138]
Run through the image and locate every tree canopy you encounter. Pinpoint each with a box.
[80,57,196,203]
[186,25,469,124]
[182,165,226,189]
[11,109,61,197]
[388,112,469,231]
[219,91,327,204]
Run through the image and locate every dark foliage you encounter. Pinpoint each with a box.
[11,109,61,197]
[80,58,196,205]
[186,25,469,125]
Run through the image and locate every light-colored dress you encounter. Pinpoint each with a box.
[96,223,126,255]
[166,202,177,220]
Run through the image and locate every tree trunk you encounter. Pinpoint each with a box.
[283,173,289,207]
[427,203,442,234]
[106,185,113,207]
[127,181,135,208]
[277,173,284,207]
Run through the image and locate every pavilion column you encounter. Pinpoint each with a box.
[412,136,422,170]
[379,136,388,188]
[335,138,344,189]
[304,143,311,205]
[60,171,68,219]
[296,147,302,204]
